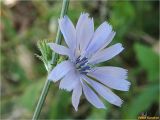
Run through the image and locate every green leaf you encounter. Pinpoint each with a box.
[17,80,44,111]
[123,84,159,118]
[87,108,107,120]
[134,43,159,82]
[110,1,135,42]
[87,101,110,119]
[1,15,16,39]
[49,90,71,119]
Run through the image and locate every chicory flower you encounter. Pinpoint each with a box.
[48,13,130,111]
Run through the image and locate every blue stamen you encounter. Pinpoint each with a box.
[79,66,91,72]
[80,57,87,62]
[75,56,93,74]
[79,59,88,66]
[80,71,88,74]
[75,56,81,64]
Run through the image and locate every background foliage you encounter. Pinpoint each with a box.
[1,0,159,119]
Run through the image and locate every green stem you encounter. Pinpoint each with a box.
[32,0,70,119]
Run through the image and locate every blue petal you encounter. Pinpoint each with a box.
[48,43,74,59]
[59,70,79,91]
[48,60,74,82]
[88,67,130,91]
[82,75,123,107]
[100,31,116,50]
[94,66,128,79]
[72,81,82,111]
[88,43,124,64]
[76,13,94,54]
[85,22,112,57]
[80,79,106,109]
[59,16,76,51]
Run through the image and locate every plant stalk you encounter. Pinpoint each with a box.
[32,0,70,119]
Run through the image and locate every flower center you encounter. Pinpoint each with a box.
[75,56,93,74]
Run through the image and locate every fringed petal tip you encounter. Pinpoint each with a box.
[123,69,128,79]
[58,15,68,21]
[59,84,75,92]
[126,81,131,91]
[113,98,124,107]
[119,80,131,92]
[80,12,89,17]
[104,21,113,30]
[58,15,69,28]
[59,87,71,92]
[79,13,94,26]
[116,80,131,92]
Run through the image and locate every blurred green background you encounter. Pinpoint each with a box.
[1,0,159,119]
